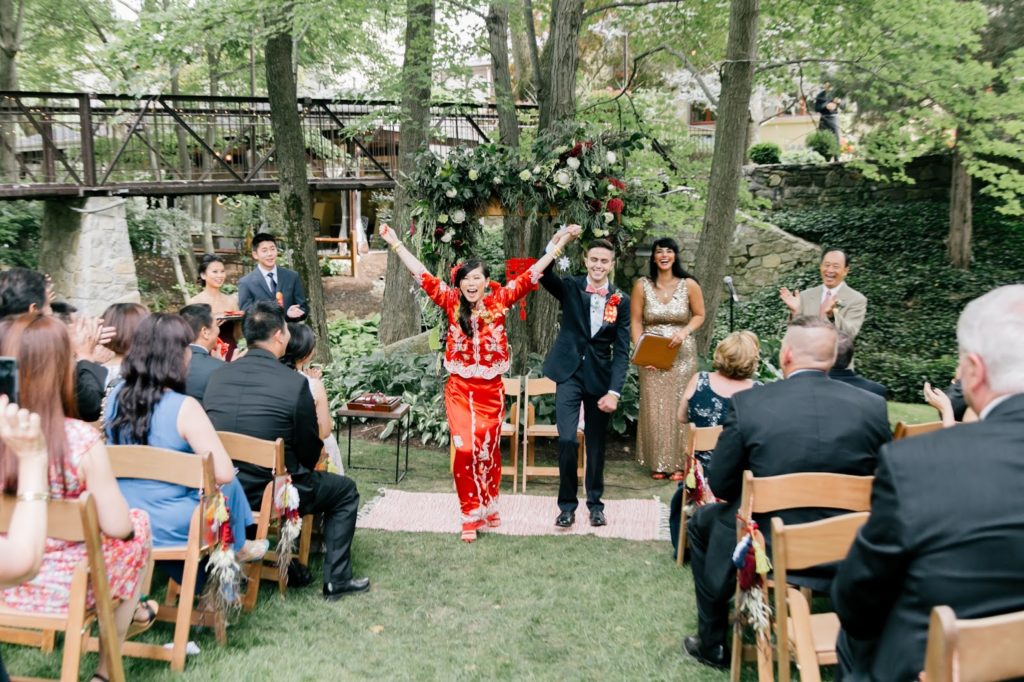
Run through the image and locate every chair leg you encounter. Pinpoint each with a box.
[730,605,744,682]
[60,607,86,682]
[298,515,314,566]
[170,553,201,672]
[676,488,690,566]
[510,433,519,493]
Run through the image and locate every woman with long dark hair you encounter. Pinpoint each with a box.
[0,313,153,682]
[105,313,265,562]
[379,221,581,542]
[189,254,241,360]
[629,237,705,479]
[99,302,150,388]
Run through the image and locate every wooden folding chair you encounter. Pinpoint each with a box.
[447,376,523,492]
[676,424,724,566]
[217,431,313,609]
[104,447,222,672]
[923,605,1024,682]
[729,470,875,682]
[0,493,126,682]
[893,420,944,440]
[772,512,869,682]
[521,375,584,493]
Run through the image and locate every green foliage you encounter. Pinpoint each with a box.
[719,200,1024,402]
[0,202,42,268]
[806,130,839,161]
[748,142,782,165]
[780,149,827,165]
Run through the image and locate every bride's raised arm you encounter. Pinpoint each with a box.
[378,223,427,279]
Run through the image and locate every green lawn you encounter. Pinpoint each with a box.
[3,401,931,680]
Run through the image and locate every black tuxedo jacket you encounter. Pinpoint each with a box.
[202,348,321,507]
[709,370,890,537]
[237,266,308,320]
[75,360,108,422]
[832,394,1024,682]
[828,368,889,399]
[184,345,223,402]
[539,266,631,395]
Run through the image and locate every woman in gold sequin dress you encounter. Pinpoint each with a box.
[630,238,705,479]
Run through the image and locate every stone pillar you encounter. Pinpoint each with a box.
[39,197,140,316]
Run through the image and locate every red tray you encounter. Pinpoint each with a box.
[346,394,401,412]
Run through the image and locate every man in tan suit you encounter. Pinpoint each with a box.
[779,249,867,337]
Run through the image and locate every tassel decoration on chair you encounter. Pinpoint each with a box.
[733,516,773,639]
[274,474,303,584]
[202,487,243,610]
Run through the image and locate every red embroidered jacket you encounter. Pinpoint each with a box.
[419,268,539,379]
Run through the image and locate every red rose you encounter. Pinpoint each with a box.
[570,143,583,157]
[608,177,626,190]
[453,239,464,248]
[434,227,445,237]
[588,198,602,212]
[607,197,624,216]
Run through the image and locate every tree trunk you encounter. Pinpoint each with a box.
[692,0,760,355]
[538,0,583,131]
[202,45,221,255]
[264,11,330,362]
[378,0,435,345]
[948,145,972,269]
[0,0,24,180]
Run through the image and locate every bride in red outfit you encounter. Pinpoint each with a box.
[379,221,581,542]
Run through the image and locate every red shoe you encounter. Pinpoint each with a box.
[651,472,668,480]
[461,519,486,543]
[669,471,686,482]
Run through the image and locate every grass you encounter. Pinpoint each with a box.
[3,400,930,680]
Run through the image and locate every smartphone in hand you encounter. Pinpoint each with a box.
[0,357,18,403]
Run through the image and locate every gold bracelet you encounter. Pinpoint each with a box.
[390,242,403,252]
[16,491,50,502]
[551,245,563,257]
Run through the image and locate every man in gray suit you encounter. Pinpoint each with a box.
[779,249,867,338]
[179,303,223,401]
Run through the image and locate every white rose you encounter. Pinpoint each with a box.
[606,151,617,164]
[441,231,454,243]
[603,212,614,224]
[532,165,541,175]
[493,175,503,185]
[554,170,572,187]
[468,169,479,181]
[591,165,602,175]
[594,229,607,237]
[566,157,581,170]
[582,179,592,192]
[519,169,532,181]
[445,188,457,198]
[452,209,466,224]
[437,213,449,224]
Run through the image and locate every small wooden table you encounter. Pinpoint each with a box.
[335,403,411,483]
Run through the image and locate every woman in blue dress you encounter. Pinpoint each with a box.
[105,313,266,562]
[669,330,761,555]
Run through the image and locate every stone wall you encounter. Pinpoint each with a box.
[745,153,952,209]
[40,197,140,316]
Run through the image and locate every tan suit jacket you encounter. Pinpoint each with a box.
[798,283,867,337]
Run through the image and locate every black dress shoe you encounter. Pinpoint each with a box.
[683,635,729,670]
[589,510,607,527]
[324,577,371,601]
[555,511,575,528]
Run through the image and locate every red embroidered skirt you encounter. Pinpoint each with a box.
[445,374,504,521]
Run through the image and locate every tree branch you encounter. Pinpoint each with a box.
[522,0,543,101]
[445,0,486,21]
[581,0,682,20]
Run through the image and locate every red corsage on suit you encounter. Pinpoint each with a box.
[419,268,539,524]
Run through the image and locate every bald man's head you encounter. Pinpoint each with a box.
[780,316,838,376]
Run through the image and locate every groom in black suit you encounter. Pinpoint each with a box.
[540,231,631,528]
[833,285,1024,681]
[237,233,308,321]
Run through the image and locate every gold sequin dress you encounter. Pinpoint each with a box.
[635,278,698,472]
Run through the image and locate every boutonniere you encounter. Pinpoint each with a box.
[833,299,845,310]
[604,292,622,324]
[275,291,284,307]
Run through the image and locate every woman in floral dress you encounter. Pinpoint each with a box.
[0,313,152,682]
[380,221,582,542]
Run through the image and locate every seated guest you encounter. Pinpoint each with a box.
[0,313,153,682]
[683,316,890,670]
[204,302,368,599]
[0,268,111,421]
[99,302,150,389]
[281,323,343,473]
[0,397,49,587]
[178,303,224,402]
[828,330,888,398]
[833,285,1024,682]
[669,330,761,554]
[105,314,266,563]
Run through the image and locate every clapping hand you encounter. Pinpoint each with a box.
[923,381,956,426]
[286,304,305,319]
[779,287,801,314]
[0,396,47,460]
[378,222,399,247]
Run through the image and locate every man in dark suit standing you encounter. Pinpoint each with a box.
[683,316,891,670]
[828,331,888,398]
[833,285,1024,681]
[178,303,223,401]
[539,234,631,529]
[236,233,308,321]
[203,301,368,600]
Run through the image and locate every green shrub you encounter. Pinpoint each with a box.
[716,200,1023,402]
[780,149,827,165]
[748,142,782,165]
[806,130,840,161]
[0,201,41,268]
